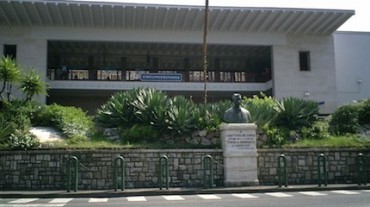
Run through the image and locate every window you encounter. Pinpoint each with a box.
[3,44,17,59]
[299,51,310,71]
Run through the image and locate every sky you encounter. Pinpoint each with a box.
[84,0,370,32]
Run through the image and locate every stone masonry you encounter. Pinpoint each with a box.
[0,148,369,190]
[0,149,224,190]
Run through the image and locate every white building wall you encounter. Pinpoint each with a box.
[334,32,370,106]
[1,26,341,113]
[0,27,47,103]
[273,35,337,114]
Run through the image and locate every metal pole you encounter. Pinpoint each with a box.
[278,154,287,187]
[113,155,125,191]
[356,153,367,185]
[159,155,169,190]
[317,154,327,187]
[202,0,209,104]
[67,156,78,192]
[203,155,214,189]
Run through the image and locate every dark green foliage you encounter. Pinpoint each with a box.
[1,100,41,131]
[120,124,159,143]
[329,104,360,135]
[274,97,319,130]
[0,56,21,101]
[194,102,226,132]
[34,104,94,140]
[95,90,138,128]
[0,100,41,149]
[0,114,14,148]
[132,88,170,132]
[167,96,198,135]
[358,99,370,125]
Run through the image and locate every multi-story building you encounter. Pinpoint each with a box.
[0,0,356,113]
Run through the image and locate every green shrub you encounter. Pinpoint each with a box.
[262,126,291,148]
[274,97,319,130]
[243,93,277,127]
[8,129,40,150]
[1,100,40,131]
[195,100,231,131]
[35,104,94,139]
[358,99,370,125]
[300,120,329,140]
[119,124,159,143]
[0,114,14,149]
[329,104,360,135]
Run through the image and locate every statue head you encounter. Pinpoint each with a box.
[232,93,242,108]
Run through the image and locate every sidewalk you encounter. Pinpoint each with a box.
[1,184,369,198]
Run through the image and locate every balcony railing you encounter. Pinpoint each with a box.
[48,69,271,83]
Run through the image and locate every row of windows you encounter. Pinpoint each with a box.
[2,44,311,72]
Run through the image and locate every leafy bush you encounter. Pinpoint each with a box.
[274,97,319,130]
[358,99,370,125]
[243,93,277,127]
[0,114,14,149]
[300,120,329,140]
[262,126,291,148]
[8,129,40,150]
[120,124,159,143]
[34,104,94,140]
[195,100,231,131]
[329,104,361,135]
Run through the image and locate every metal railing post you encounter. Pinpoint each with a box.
[317,153,328,187]
[278,154,287,187]
[113,155,125,191]
[67,156,79,192]
[356,153,367,185]
[159,155,169,190]
[203,155,214,189]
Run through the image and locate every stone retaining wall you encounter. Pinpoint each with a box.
[258,149,370,185]
[0,149,369,190]
[0,149,224,190]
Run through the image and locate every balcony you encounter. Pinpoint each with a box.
[47,68,272,93]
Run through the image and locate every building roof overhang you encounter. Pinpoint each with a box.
[0,0,354,35]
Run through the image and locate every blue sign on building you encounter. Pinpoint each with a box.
[140,73,182,82]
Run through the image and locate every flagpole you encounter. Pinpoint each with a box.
[203,0,209,104]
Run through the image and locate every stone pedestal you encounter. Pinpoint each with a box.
[220,123,259,187]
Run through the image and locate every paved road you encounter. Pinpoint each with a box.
[1,190,370,207]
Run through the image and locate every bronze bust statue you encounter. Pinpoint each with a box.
[223,93,251,123]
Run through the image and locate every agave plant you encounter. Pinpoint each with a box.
[196,100,231,130]
[95,90,138,128]
[274,97,319,130]
[167,96,197,135]
[131,88,170,131]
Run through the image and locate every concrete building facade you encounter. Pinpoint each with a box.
[0,0,358,114]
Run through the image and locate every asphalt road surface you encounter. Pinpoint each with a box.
[0,190,370,207]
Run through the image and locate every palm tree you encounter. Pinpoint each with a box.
[0,56,21,101]
[19,68,47,102]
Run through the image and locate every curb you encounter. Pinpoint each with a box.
[1,184,369,198]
